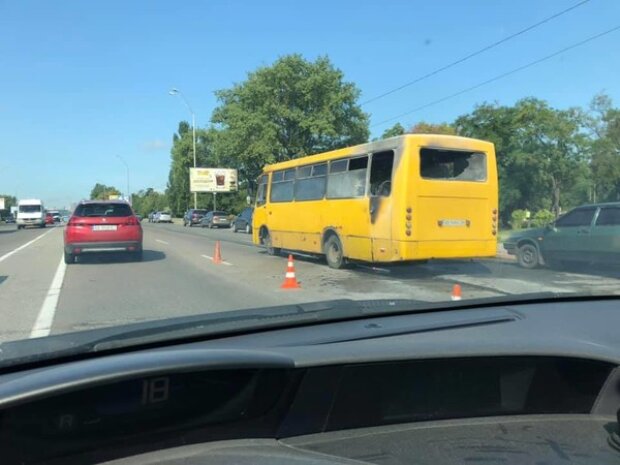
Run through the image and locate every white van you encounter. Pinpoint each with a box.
[17,199,45,229]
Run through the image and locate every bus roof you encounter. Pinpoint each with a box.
[261,134,495,173]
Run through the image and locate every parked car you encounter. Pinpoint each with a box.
[5,214,15,224]
[504,202,620,269]
[148,211,157,223]
[233,207,253,233]
[201,211,230,229]
[183,209,208,227]
[63,200,143,264]
[155,211,172,223]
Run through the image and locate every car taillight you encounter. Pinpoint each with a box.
[67,217,79,227]
[125,216,140,226]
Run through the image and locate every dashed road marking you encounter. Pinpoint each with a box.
[0,227,55,263]
[30,254,67,338]
[155,239,169,245]
[201,254,232,266]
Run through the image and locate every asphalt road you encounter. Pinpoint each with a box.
[0,222,618,343]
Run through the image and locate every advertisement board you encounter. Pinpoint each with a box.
[190,168,238,193]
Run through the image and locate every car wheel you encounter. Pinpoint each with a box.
[517,243,539,269]
[324,235,347,269]
[263,231,281,256]
[245,224,251,234]
[64,251,75,264]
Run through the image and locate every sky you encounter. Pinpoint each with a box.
[1,0,619,208]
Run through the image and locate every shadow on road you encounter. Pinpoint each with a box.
[75,250,166,265]
[0,228,17,234]
[0,276,7,285]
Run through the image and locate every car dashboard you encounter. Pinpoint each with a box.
[0,299,619,464]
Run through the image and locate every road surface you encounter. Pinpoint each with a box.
[0,222,618,343]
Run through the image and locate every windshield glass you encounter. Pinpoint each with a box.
[18,205,41,213]
[0,1,618,356]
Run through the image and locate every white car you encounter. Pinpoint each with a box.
[155,211,172,223]
[16,199,45,229]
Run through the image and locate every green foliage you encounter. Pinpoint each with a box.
[409,121,456,135]
[456,98,590,223]
[510,209,528,230]
[381,123,405,139]
[587,93,620,202]
[0,194,17,217]
[211,54,369,186]
[130,188,168,217]
[531,209,555,228]
[90,183,121,200]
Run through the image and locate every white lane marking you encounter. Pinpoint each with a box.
[201,254,232,266]
[0,227,55,264]
[30,254,67,338]
[155,239,169,245]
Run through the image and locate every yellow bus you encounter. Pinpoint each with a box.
[252,134,498,268]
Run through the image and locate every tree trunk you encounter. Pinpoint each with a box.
[551,177,561,217]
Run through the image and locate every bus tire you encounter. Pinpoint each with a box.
[324,235,346,269]
[262,230,281,256]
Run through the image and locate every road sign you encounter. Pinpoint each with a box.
[190,168,238,193]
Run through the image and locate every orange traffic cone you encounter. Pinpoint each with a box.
[451,284,462,301]
[213,241,223,265]
[281,254,300,289]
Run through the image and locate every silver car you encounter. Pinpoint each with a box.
[156,211,172,223]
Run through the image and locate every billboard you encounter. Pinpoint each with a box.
[190,168,238,193]
[0,198,5,210]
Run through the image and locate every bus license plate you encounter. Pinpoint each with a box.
[439,219,467,227]
[93,225,117,231]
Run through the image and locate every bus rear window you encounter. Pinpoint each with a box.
[420,148,487,181]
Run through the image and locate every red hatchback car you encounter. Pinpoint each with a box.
[64,200,143,264]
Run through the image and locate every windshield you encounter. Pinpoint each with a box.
[0,2,619,356]
[18,205,41,213]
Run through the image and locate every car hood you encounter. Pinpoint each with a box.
[505,227,546,242]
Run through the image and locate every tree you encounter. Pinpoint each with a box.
[130,188,169,217]
[166,123,218,215]
[0,194,17,216]
[381,123,405,139]
[90,183,121,200]
[211,54,369,187]
[409,121,456,135]
[587,93,620,202]
[456,98,590,222]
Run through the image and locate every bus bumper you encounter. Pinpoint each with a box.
[387,240,498,262]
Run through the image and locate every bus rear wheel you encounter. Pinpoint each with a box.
[263,230,281,256]
[325,235,346,269]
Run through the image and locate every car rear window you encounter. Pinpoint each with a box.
[213,211,228,216]
[193,210,207,215]
[74,203,133,217]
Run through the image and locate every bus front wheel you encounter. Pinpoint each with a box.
[325,235,346,269]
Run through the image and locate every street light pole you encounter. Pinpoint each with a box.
[169,88,197,209]
[116,155,130,204]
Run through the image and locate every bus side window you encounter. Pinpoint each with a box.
[327,156,368,199]
[255,175,268,206]
[370,151,394,196]
[271,169,295,202]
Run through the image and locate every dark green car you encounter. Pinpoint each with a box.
[503,202,620,269]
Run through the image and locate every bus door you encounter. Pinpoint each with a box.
[252,174,269,245]
[368,150,395,261]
